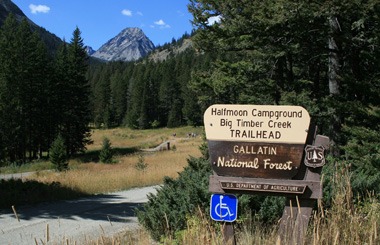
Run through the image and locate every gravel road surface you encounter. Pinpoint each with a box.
[0,186,158,244]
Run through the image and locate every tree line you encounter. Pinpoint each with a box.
[87,44,213,129]
[0,15,91,164]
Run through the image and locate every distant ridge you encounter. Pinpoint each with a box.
[0,0,25,25]
[0,0,63,54]
[91,27,155,62]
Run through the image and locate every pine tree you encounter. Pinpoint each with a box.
[49,134,68,171]
[99,137,113,163]
[61,27,92,155]
[110,69,129,126]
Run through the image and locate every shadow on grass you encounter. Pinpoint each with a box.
[0,178,88,210]
[75,147,140,163]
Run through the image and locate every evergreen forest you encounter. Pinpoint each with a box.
[0,15,91,163]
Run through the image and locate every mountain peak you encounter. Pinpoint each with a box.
[92,27,155,62]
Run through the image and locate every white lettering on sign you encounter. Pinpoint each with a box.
[233,145,277,155]
[263,159,293,170]
[204,104,310,144]
[215,156,294,171]
[217,157,260,169]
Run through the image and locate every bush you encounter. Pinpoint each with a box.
[135,154,148,171]
[99,137,114,163]
[49,134,68,171]
[136,156,211,241]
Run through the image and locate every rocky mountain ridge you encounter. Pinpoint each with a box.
[149,38,193,62]
[91,27,155,62]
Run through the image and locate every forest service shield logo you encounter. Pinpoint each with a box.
[304,145,325,168]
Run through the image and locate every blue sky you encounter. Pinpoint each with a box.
[12,0,194,50]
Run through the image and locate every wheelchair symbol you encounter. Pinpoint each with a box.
[210,194,238,222]
[215,195,234,218]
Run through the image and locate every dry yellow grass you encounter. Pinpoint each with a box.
[88,126,201,150]
[30,126,204,194]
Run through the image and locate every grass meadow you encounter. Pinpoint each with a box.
[1,126,204,195]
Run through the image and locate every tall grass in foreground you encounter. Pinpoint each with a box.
[241,163,379,245]
[119,164,378,245]
[23,163,380,245]
[306,165,380,244]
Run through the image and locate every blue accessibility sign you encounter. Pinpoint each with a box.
[210,194,238,222]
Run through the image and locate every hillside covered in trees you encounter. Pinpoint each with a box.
[87,33,209,129]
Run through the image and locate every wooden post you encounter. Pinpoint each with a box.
[222,223,236,245]
[278,126,330,244]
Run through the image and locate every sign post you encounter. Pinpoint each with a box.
[204,104,329,244]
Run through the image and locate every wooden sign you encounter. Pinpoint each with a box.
[204,105,330,245]
[204,104,310,179]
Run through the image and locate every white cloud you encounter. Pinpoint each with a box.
[121,9,132,17]
[29,4,50,14]
[154,19,165,26]
[154,19,170,29]
[137,11,143,16]
[208,15,222,25]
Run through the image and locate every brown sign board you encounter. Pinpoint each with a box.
[204,104,311,179]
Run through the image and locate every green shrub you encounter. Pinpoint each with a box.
[99,137,114,163]
[135,154,148,171]
[136,156,211,241]
[49,134,68,171]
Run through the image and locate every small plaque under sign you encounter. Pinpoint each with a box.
[220,181,306,194]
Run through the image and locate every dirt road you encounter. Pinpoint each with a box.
[0,186,158,244]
